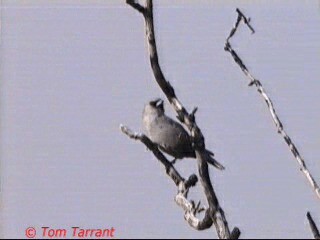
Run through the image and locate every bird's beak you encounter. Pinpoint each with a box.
[157,99,164,110]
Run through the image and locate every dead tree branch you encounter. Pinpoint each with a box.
[307,212,320,239]
[120,125,208,231]
[125,0,240,238]
[224,8,320,200]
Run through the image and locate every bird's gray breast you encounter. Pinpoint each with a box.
[144,115,195,159]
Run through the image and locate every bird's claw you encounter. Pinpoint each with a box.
[170,158,177,165]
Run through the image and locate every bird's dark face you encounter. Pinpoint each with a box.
[149,98,164,113]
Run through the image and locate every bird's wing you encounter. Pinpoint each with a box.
[153,116,194,158]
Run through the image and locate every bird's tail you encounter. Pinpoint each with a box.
[205,150,225,170]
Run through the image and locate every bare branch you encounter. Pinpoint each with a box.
[226,9,254,42]
[126,0,146,15]
[236,9,255,34]
[307,212,320,239]
[225,8,320,201]
[126,1,239,238]
[120,124,211,229]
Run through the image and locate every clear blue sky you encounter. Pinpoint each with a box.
[1,1,320,238]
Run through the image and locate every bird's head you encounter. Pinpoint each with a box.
[150,98,164,111]
[143,98,165,117]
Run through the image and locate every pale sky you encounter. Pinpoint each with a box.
[1,0,320,239]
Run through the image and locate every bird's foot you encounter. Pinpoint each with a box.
[170,158,178,165]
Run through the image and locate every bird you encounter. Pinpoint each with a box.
[142,98,225,170]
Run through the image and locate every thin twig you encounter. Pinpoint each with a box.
[120,125,185,186]
[307,212,320,239]
[125,1,240,238]
[225,8,320,200]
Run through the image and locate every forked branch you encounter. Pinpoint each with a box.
[125,0,240,239]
